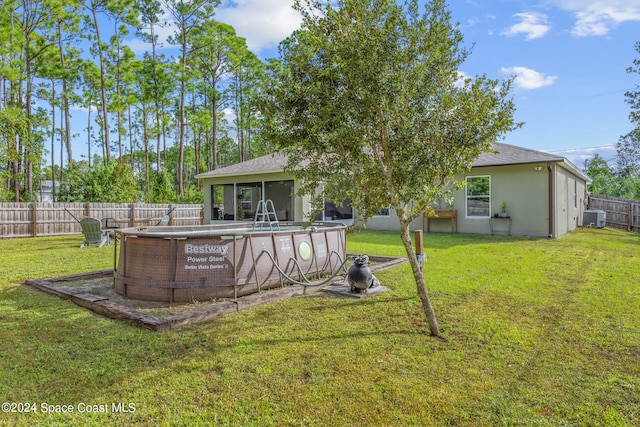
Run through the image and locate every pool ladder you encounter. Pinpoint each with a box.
[253,199,280,231]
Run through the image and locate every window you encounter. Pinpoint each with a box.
[210,185,225,220]
[265,180,294,221]
[236,182,262,220]
[466,176,490,217]
[312,199,354,221]
[240,188,252,212]
[212,181,294,222]
[374,207,391,217]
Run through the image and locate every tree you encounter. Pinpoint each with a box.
[164,0,219,196]
[228,40,266,162]
[4,0,56,200]
[84,0,112,162]
[51,0,83,168]
[612,41,640,199]
[191,20,235,171]
[584,154,617,195]
[261,0,518,337]
[617,42,640,179]
[57,158,137,202]
[136,0,166,174]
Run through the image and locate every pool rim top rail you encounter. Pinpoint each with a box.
[114,220,347,238]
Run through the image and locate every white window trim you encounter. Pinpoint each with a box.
[374,206,391,217]
[466,175,491,218]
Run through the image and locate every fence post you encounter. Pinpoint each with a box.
[130,203,135,224]
[414,230,425,273]
[32,203,37,237]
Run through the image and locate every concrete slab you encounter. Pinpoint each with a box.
[321,282,390,298]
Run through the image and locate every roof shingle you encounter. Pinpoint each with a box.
[196,143,586,180]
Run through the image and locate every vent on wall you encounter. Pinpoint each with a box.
[583,210,606,228]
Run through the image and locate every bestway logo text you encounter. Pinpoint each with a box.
[184,244,229,255]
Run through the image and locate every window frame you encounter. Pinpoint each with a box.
[373,206,391,217]
[465,175,491,218]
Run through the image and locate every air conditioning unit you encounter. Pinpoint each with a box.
[583,210,606,228]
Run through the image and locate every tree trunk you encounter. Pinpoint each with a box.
[398,220,441,337]
[57,21,73,166]
[91,4,110,161]
[211,84,217,170]
[25,56,34,200]
[142,106,150,203]
[87,101,92,168]
[177,20,188,197]
[50,80,56,202]
[150,21,162,176]
[128,105,134,170]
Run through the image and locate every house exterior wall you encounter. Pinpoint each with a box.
[363,210,423,231]
[552,163,587,238]
[453,163,551,237]
[199,160,588,238]
[365,163,554,236]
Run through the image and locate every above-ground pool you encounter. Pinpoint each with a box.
[114,222,347,302]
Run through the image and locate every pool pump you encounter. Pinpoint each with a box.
[347,255,380,294]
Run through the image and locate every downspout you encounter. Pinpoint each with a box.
[547,163,554,238]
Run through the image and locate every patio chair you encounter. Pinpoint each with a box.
[156,215,170,226]
[79,217,110,248]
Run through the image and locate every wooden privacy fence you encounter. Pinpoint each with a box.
[587,194,640,233]
[0,202,203,239]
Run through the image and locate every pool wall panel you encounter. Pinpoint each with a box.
[114,223,346,302]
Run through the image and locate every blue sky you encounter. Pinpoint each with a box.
[205,0,640,169]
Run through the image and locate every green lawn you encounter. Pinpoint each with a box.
[1,228,638,426]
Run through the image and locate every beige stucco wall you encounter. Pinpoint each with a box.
[363,210,423,231]
[552,163,587,238]
[453,163,551,237]
[359,164,554,236]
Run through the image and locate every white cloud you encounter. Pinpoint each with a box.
[501,12,551,40]
[127,1,301,56]
[454,71,471,88]
[126,7,179,55]
[222,108,236,124]
[216,0,302,54]
[550,0,640,36]
[542,145,617,167]
[500,66,557,90]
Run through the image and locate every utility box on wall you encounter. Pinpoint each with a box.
[583,210,606,228]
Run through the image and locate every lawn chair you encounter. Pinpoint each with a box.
[155,207,175,226]
[79,217,110,248]
[156,215,170,226]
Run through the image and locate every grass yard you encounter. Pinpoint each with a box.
[0,228,639,426]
